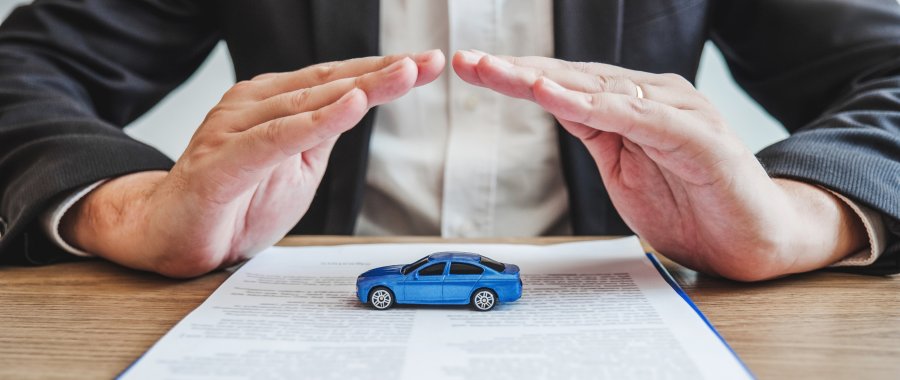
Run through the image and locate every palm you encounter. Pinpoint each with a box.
[154,145,329,270]
[230,149,330,258]
[583,130,775,273]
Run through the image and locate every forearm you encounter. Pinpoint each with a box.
[0,0,216,265]
[710,0,900,275]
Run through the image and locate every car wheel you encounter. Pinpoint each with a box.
[470,288,497,311]
[368,287,395,310]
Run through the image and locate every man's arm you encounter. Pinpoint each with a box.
[711,0,900,275]
[454,0,900,280]
[0,1,446,278]
[0,0,218,265]
[451,49,874,280]
[447,1,899,280]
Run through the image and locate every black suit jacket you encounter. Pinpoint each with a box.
[0,0,898,274]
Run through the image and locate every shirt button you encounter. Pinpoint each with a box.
[463,95,479,111]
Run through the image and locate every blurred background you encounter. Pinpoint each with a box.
[0,0,787,159]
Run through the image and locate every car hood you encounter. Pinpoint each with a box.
[358,264,404,278]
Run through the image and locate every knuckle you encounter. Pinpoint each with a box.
[593,74,611,92]
[574,61,591,73]
[705,113,730,133]
[661,73,692,88]
[354,74,366,89]
[201,104,233,128]
[528,68,548,86]
[382,55,400,67]
[288,88,313,110]
[310,108,325,125]
[581,93,602,124]
[225,80,255,98]
[262,119,282,144]
[262,119,293,156]
[627,96,655,117]
[251,72,274,81]
[312,65,334,82]
[192,130,228,150]
[205,104,229,120]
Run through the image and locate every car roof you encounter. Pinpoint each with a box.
[427,251,482,262]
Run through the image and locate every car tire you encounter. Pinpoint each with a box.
[470,288,497,311]
[368,286,395,310]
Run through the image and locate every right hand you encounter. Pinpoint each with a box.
[60,51,446,277]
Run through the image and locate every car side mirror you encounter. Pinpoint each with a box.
[413,272,420,280]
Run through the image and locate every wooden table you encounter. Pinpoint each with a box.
[1,236,898,379]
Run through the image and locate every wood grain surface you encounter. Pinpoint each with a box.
[0,236,897,379]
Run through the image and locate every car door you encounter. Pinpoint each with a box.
[443,262,484,303]
[404,262,446,303]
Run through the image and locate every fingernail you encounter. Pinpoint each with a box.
[457,50,480,65]
[340,88,363,103]
[413,49,440,64]
[384,59,408,74]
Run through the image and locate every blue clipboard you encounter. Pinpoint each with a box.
[646,252,756,379]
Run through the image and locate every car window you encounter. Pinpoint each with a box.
[402,256,430,275]
[479,256,505,272]
[417,262,446,276]
[449,262,484,275]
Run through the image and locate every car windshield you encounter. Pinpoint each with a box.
[479,256,505,272]
[401,256,430,275]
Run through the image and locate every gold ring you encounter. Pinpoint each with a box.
[635,84,644,99]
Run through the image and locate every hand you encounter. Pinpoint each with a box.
[61,50,446,277]
[452,50,867,280]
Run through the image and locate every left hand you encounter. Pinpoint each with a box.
[452,50,867,281]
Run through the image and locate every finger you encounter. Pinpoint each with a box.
[466,54,641,100]
[234,88,369,169]
[534,77,705,152]
[486,59,705,110]
[248,50,445,100]
[455,51,705,111]
[491,54,699,99]
[453,50,648,86]
[228,58,418,131]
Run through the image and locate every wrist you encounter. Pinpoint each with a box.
[772,178,868,272]
[60,171,167,267]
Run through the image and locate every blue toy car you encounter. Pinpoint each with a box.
[356,252,522,311]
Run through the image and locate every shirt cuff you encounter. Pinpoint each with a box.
[825,189,887,267]
[40,180,108,257]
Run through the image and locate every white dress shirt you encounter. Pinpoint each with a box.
[42,0,886,267]
[355,0,571,237]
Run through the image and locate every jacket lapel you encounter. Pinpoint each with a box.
[553,0,632,235]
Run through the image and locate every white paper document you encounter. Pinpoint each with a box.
[121,237,752,379]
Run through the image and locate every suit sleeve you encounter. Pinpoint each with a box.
[710,0,900,275]
[0,0,219,265]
